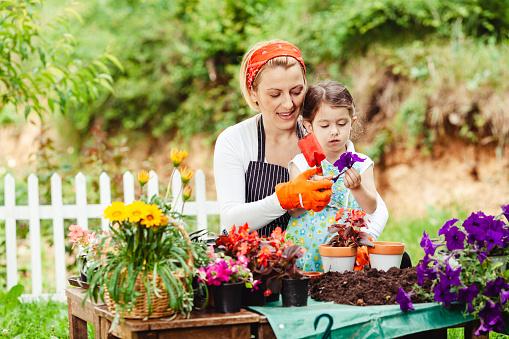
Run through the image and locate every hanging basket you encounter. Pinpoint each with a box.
[103,218,194,319]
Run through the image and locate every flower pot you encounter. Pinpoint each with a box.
[303,271,324,280]
[368,241,405,271]
[319,245,357,273]
[241,285,266,307]
[213,282,243,313]
[265,292,280,303]
[281,277,310,307]
[488,255,508,272]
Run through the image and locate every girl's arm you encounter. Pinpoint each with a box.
[344,165,377,214]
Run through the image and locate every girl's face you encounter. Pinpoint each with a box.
[250,64,305,132]
[304,104,356,158]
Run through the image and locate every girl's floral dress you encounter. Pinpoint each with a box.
[285,152,373,272]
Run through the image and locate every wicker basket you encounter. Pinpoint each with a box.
[103,218,193,319]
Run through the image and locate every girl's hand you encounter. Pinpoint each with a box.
[343,167,362,189]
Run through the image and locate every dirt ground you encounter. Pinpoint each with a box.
[309,266,432,306]
[1,119,508,219]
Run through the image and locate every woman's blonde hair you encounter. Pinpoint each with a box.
[240,39,307,111]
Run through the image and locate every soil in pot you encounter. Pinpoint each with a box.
[310,266,432,306]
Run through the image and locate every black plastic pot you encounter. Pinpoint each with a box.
[241,285,266,307]
[213,282,243,313]
[281,277,310,307]
[265,292,280,303]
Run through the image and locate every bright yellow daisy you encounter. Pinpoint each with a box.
[169,148,188,167]
[104,201,128,222]
[140,204,164,228]
[126,201,149,223]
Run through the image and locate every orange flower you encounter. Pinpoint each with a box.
[137,170,150,187]
[180,166,194,184]
[335,208,345,221]
[169,148,188,167]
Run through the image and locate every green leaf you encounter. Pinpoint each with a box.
[103,53,124,73]
[64,8,84,25]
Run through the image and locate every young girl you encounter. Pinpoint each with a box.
[286,81,384,272]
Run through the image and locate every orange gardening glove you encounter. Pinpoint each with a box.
[275,168,333,212]
[354,246,370,271]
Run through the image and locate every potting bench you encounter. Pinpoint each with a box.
[66,287,490,339]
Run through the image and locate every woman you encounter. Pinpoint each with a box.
[214,40,333,236]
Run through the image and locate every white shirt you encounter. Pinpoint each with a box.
[213,115,286,231]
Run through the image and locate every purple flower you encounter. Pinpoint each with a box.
[477,249,488,264]
[333,152,365,172]
[502,204,509,223]
[474,299,505,335]
[501,290,509,304]
[443,226,466,251]
[483,277,509,297]
[433,282,457,308]
[396,287,415,312]
[463,212,488,247]
[457,284,479,304]
[485,229,504,252]
[420,232,440,256]
[438,263,462,287]
[438,218,459,236]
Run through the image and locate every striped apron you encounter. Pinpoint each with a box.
[245,116,304,237]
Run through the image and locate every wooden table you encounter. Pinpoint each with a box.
[66,287,488,339]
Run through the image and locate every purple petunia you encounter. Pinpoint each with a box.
[433,281,457,308]
[443,226,466,251]
[438,262,462,287]
[396,287,415,312]
[501,290,509,304]
[333,152,365,173]
[463,212,488,247]
[501,204,509,223]
[420,232,440,256]
[457,284,479,304]
[438,218,459,236]
[474,299,506,335]
[483,277,509,297]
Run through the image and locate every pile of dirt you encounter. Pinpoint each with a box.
[309,266,432,306]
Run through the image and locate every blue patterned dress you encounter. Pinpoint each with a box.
[285,151,373,272]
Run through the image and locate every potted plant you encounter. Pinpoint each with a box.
[85,165,208,328]
[319,208,374,273]
[67,224,104,284]
[396,205,509,335]
[197,249,259,313]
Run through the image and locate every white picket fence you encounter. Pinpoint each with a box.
[0,170,220,302]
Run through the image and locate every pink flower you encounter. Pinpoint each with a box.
[67,224,84,240]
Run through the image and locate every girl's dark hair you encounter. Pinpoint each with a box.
[302,81,356,123]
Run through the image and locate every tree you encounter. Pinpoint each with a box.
[0,0,122,120]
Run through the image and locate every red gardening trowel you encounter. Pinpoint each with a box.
[298,133,326,174]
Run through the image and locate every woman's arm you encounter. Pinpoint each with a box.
[214,131,286,231]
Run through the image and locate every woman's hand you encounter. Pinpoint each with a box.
[275,168,333,212]
[343,167,362,189]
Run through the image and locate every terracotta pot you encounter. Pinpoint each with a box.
[368,241,405,271]
[303,271,324,280]
[319,245,357,273]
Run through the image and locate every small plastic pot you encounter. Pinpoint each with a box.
[281,277,310,307]
[213,282,243,313]
[319,245,357,273]
[368,241,405,271]
[241,284,266,307]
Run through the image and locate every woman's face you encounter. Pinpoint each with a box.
[304,104,356,158]
[250,64,305,132]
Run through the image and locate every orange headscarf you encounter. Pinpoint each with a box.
[246,42,306,90]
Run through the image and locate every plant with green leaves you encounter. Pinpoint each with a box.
[0,0,122,118]
[85,193,207,327]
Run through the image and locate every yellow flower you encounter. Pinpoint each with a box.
[180,166,194,184]
[126,201,149,223]
[170,148,188,167]
[140,204,164,227]
[138,170,150,187]
[104,202,128,222]
[183,185,192,201]
[160,215,169,226]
